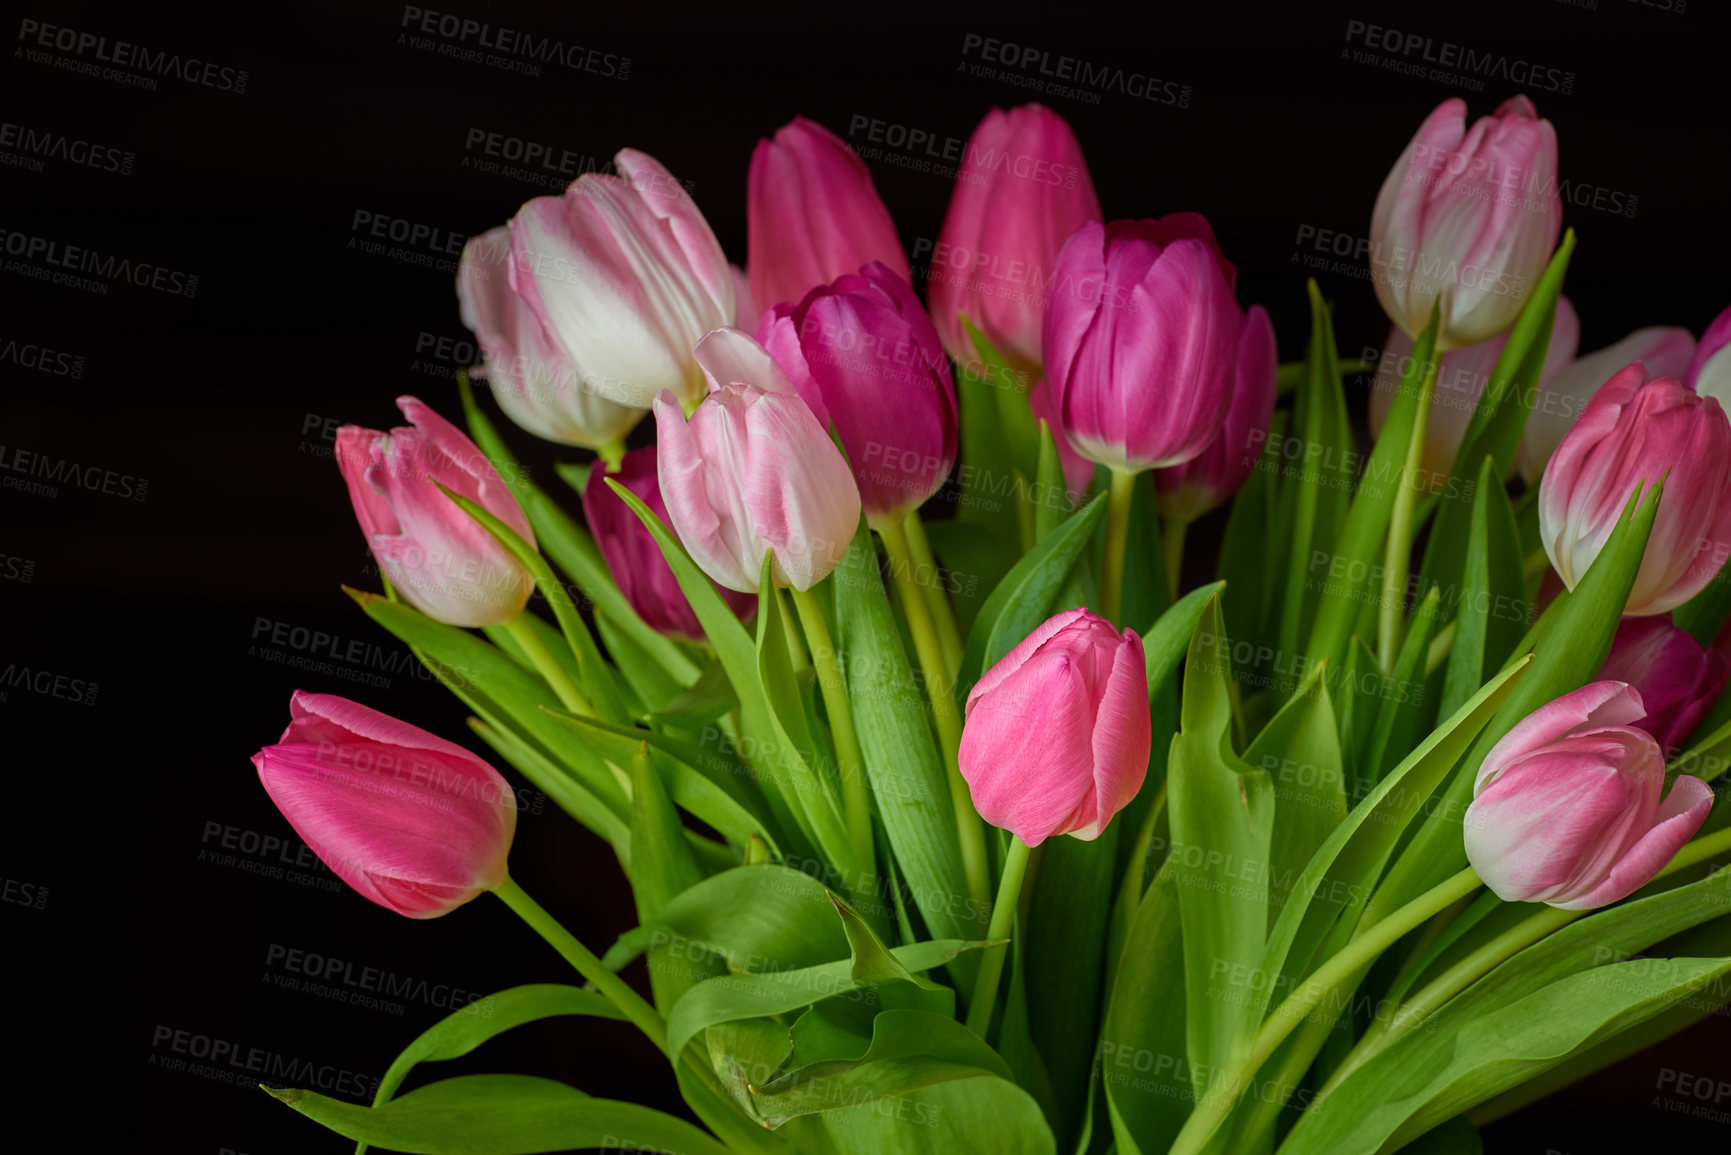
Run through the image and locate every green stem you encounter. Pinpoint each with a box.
[792,586,874,869]
[964,837,1033,1037]
[1168,866,1482,1155]
[1101,468,1138,627]
[902,510,964,680]
[502,613,593,716]
[880,517,992,921]
[1162,517,1188,601]
[494,876,666,1051]
[597,439,626,472]
[1377,354,1441,672]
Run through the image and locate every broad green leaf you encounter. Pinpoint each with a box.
[483,611,579,696]
[1033,420,1074,544]
[1219,409,1283,655]
[268,1074,731,1155]
[1102,865,1190,1155]
[1143,582,1227,699]
[966,317,1042,487]
[997,924,1064,1136]
[468,718,628,856]
[921,515,1017,639]
[954,324,1024,548]
[821,1075,1057,1155]
[1362,586,1442,785]
[1437,458,1527,720]
[606,866,851,976]
[653,658,739,731]
[598,611,687,717]
[1119,471,1172,635]
[1243,665,1346,931]
[628,743,717,1010]
[1673,556,1731,646]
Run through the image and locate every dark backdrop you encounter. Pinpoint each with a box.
[4,1,1728,1150]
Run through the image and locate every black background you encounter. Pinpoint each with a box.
[4,1,1729,1150]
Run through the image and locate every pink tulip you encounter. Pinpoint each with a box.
[1517,323,1694,485]
[1370,97,1561,350]
[506,149,733,414]
[1154,304,1278,522]
[457,227,645,450]
[582,446,756,641]
[1043,216,1241,473]
[1464,681,1712,910]
[1368,297,1580,487]
[757,262,957,529]
[654,329,862,593]
[1538,365,1731,615]
[959,608,1151,846]
[927,104,1101,371]
[336,396,536,628]
[1599,616,1729,755]
[1028,377,1095,504]
[748,117,909,314]
[1685,303,1731,408]
[252,691,518,918]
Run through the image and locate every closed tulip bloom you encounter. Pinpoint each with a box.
[959,608,1151,846]
[581,446,756,641]
[1369,297,1579,487]
[1028,377,1096,504]
[1154,304,1278,521]
[457,227,645,451]
[748,117,910,314]
[1599,616,1729,755]
[1370,96,1561,350]
[1464,681,1712,909]
[507,149,733,413]
[1684,303,1731,408]
[1538,365,1731,615]
[336,396,536,628]
[654,328,862,593]
[252,691,518,919]
[757,262,957,529]
[928,104,1102,371]
[1044,217,1241,473]
[1517,323,1694,485]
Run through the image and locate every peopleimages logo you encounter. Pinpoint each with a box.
[1342,20,1576,95]
[0,121,135,175]
[398,6,630,80]
[16,19,249,93]
[0,229,198,297]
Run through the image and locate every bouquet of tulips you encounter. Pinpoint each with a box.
[249,97,1731,1154]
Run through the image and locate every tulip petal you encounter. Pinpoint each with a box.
[1475,680,1646,792]
[1548,774,1713,910]
[1069,629,1151,840]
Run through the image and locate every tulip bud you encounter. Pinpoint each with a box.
[1685,303,1731,408]
[959,608,1151,846]
[928,104,1102,371]
[757,262,957,529]
[1370,97,1561,350]
[1517,322,1694,485]
[1463,681,1712,910]
[457,227,645,451]
[1599,616,1729,755]
[1028,377,1096,504]
[1154,304,1278,522]
[252,691,518,918]
[1538,365,1731,615]
[654,329,862,593]
[581,446,756,641]
[1369,297,1579,488]
[506,149,733,414]
[336,396,536,628]
[1043,216,1241,473]
[748,117,910,314]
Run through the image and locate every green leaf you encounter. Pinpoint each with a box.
[267,1074,731,1155]
[965,316,1042,486]
[1143,582,1227,699]
[627,742,717,1009]
[1242,666,1346,930]
[821,1076,1057,1155]
[921,516,1017,639]
[598,612,687,718]
[956,489,1109,695]
[653,658,739,731]
[1033,420,1074,544]
[1437,457,1527,720]
[1362,586,1442,785]
[609,865,852,976]
[1102,866,1189,1155]
[468,718,629,856]
[1673,555,1731,646]
[1119,471,1171,634]
[954,334,1025,548]
[1219,409,1283,656]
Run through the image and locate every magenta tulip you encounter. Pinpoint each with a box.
[928,103,1101,371]
[1043,216,1241,473]
[959,608,1151,846]
[457,227,645,451]
[1517,323,1694,485]
[1464,681,1712,909]
[654,328,862,593]
[1599,616,1729,755]
[757,262,957,529]
[1154,304,1278,522]
[748,117,910,314]
[506,149,733,414]
[1028,377,1095,504]
[1370,96,1561,350]
[1685,303,1731,408]
[336,396,536,628]
[1369,297,1580,487]
[252,691,518,919]
[582,447,757,641]
[1539,365,1731,615]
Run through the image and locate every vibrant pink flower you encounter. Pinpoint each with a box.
[959,608,1151,846]
[928,103,1101,372]
[1538,365,1731,615]
[1154,304,1278,521]
[1370,97,1561,350]
[747,117,909,314]
[1599,615,1729,755]
[252,692,518,919]
[336,397,535,628]
[1685,303,1731,407]
[1028,377,1095,504]
[1464,681,1712,910]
